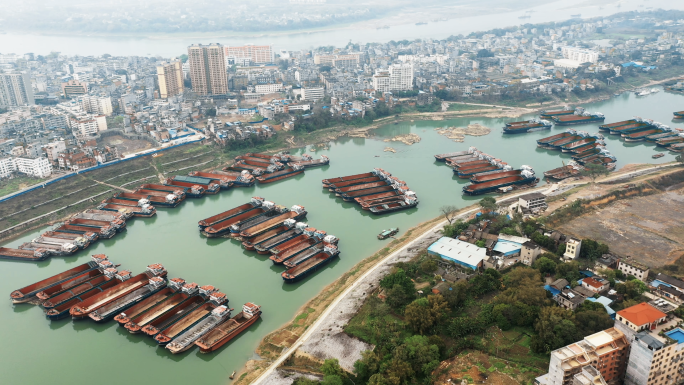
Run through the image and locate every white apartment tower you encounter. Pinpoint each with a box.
[561,47,599,64]
[188,44,229,96]
[389,63,414,91]
[78,95,113,116]
[0,73,35,107]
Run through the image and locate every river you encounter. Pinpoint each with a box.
[1,0,682,57]
[1,89,683,385]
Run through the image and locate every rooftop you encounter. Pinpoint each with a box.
[617,302,666,327]
[519,192,546,200]
[583,277,605,289]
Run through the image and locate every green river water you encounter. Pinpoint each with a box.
[1,88,682,385]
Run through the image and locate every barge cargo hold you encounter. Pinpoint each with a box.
[39,231,90,249]
[124,279,196,333]
[166,305,232,353]
[674,111,684,118]
[54,222,113,240]
[270,236,322,265]
[608,122,652,135]
[503,119,552,134]
[188,170,256,187]
[370,195,419,214]
[134,189,187,204]
[434,150,470,161]
[36,268,109,301]
[66,218,123,234]
[646,132,678,142]
[470,168,528,183]
[456,165,500,178]
[241,225,291,250]
[360,194,411,209]
[322,172,375,187]
[114,192,181,208]
[98,203,156,218]
[201,203,276,238]
[537,132,573,147]
[198,197,265,230]
[623,128,664,142]
[113,285,180,325]
[10,258,103,303]
[568,142,602,154]
[226,162,265,176]
[656,134,684,147]
[228,205,289,236]
[334,180,388,194]
[69,265,167,320]
[552,112,605,126]
[462,170,537,195]
[296,155,330,168]
[599,119,639,131]
[282,246,340,283]
[546,135,583,149]
[71,214,126,231]
[89,277,167,322]
[540,109,576,119]
[253,223,307,254]
[140,296,208,336]
[21,237,77,255]
[154,295,228,346]
[168,176,220,194]
[341,186,397,201]
[326,176,381,190]
[137,184,187,199]
[572,148,603,161]
[282,243,329,268]
[239,206,307,239]
[256,164,305,184]
[196,303,261,353]
[41,271,117,309]
[44,272,122,320]
[355,191,403,204]
[560,137,598,152]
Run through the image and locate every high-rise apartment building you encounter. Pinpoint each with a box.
[561,47,599,64]
[0,73,35,107]
[78,95,113,116]
[372,64,414,93]
[188,44,229,96]
[224,45,273,64]
[157,61,184,99]
[301,87,325,102]
[314,54,360,68]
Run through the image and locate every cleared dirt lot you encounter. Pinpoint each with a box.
[559,189,684,267]
[100,135,153,156]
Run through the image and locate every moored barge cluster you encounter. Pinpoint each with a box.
[599,117,684,153]
[537,129,616,170]
[9,254,261,355]
[322,168,419,214]
[224,152,329,184]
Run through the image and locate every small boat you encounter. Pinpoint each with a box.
[166,305,232,354]
[378,228,399,240]
[652,153,665,159]
[230,371,236,379]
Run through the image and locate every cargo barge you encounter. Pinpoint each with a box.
[599,119,639,131]
[138,184,187,200]
[608,122,652,135]
[140,285,215,337]
[341,185,397,201]
[334,180,388,194]
[39,231,90,249]
[322,172,377,187]
[114,191,181,208]
[369,194,419,214]
[66,217,123,235]
[355,190,403,204]
[656,134,684,147]
[69,265,167,320]
[282,245,340,283]
[36,267,111,302]
[98,202,156,218]
[197,197,265,230]
[226,162,265,176]
[20,237,78,255]
[674,111,684,119]
[326,176,381,190]
[503,119,552,134]
[456,165,500,178]
[668,143,684,152]
[241,224,291,250]
[201,202,276,238]
[646,132,678,142]
[238,206,307,239]
[256,164,305,184]
[54,222,114,240]
[546,135,583,149]
[134,189,187,205]
[560,137,599,152]
[445,154,480,166]
[72,213,126,231]
[154,293,228,346]
[10,257,104,303]
[196,303,261,353]
[623,128,664,142]
[537,131,574,147]
[124,280,201,333]
[434,150,471,161]
[572,147,603,161]
[361,192,415,210]
[270,232,322,265]
[113,283,181,326]
[166,305,232,353]
[295,154,330,168]
[462,170,537,195]
[470,167,530,183]
[540,108,577,119]
[167,176,220,195]
[89,276,167,322]
[228,204,289,237]
[253,222,307,254]
[282,243,329,268]
[45,270,123,320]
[42,267,117,309]
[188,170,255,187]
[552,112,605,126]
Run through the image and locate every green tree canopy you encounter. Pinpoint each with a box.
[534,256,557,275]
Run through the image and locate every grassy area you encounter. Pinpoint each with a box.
[447,103,496,112]
[0,175,45,197]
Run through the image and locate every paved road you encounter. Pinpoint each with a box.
[251,185,557,384]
